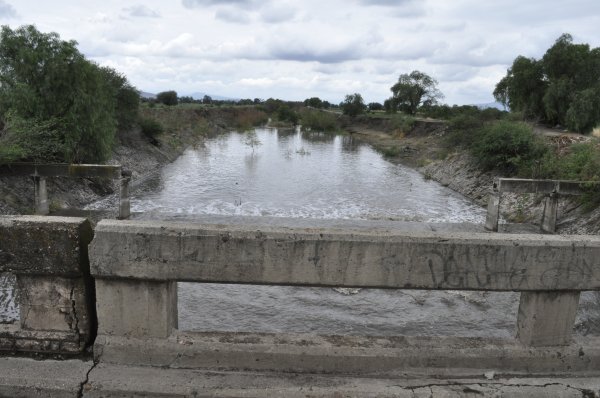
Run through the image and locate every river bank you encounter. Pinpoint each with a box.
[348,115,600,235]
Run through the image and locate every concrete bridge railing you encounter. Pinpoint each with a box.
[0,216,95,354]
[485,178,598,233]
[88,218,600,375]
[0,163,131,219]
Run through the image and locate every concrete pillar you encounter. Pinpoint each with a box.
[484,191,500,232]
[118,177,131,220]
[540,193,558,233]
[17,276,91,336]
[33,176,49,215]
[516,291,580,346]
[95,279,177,339]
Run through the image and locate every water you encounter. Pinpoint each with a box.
[3,127,599,336]
[128,128,485,223]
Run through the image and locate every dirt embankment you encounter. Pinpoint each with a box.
[0,107,264,216]
[349,117,600,235]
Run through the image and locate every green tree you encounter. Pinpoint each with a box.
[495,34,600,133]
[341,93,366,117]
[0,25,138,163]
[389,70,443,115]
[304,97,323,108]
[493,56,546,119]
[156,90,178,106]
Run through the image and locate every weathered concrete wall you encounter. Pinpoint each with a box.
[90,219,600,291]
[0,216,94,354]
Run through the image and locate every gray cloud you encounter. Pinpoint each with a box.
[357,0,412,5]
[271,46,361,63]
[182,0,259,9]
[0,0,16,18]
[260,4,296,23]
[123,5,160,18]
[215,7,252,24]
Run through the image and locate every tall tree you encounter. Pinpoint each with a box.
[0,25,139,163]
[495,34,600,133]
[341,93,366,117]
[389,71,443,115]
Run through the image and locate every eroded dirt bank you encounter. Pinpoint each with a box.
[348,115,600,235]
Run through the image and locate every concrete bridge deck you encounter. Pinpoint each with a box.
[1,356,600,397]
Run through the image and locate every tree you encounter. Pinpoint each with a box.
[156,90,178,106]
[495,34,600,133]
[0,25,139,163]
[304,97,323,108]
[389,70,443,115]
[368,102,384,111]
[341,93,366,117]
[202,95,212,104]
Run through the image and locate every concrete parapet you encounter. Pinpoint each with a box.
[89,217,600,354]
[0,216,95,354]
[90,219,600,291]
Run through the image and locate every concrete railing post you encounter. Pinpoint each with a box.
[540,193,558,233]
[95,279,177,339]
[32,176,49,215]
[0,216,94,354]
[484,190,500,231]
[516,291,580,346]
[118,176,131,220]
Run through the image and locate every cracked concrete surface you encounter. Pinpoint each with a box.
[1,353,600,397]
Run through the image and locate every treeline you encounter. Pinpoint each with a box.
[0,25,140,164]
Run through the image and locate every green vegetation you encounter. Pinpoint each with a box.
[388,71,444,115]
[470,121,546,173]
[299,109,339,131]
[0,25,140,164]
[276,104,299,125]
[341,93,366,117]
[494,34,600,133]
[139,118,164,139]
[156,91,178,106]
[303,97,332,109]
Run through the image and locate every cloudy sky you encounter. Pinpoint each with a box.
[0,0,599,105]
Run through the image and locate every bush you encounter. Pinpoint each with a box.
[156,91,178,106]
[276,105,299,125]
[0,25,139,163]
[470,120,547,173]
[300,109,339,131]
[233,108,268,130]
[139,118,164,139]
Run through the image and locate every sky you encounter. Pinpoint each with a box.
[0,0,599,105]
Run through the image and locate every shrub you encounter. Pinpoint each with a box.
[156,91,178,106]
[300,109,339,131]
[470,120,547,173]
[233,108,268,130]
[276,105,299,125]
[139,118,164,139]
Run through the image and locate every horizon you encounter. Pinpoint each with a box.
[1,0,599,105]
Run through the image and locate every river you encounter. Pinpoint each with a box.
[2,127,599,336]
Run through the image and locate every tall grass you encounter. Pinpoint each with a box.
[300,109,339,131]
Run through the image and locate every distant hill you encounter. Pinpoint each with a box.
[139,91,156,99]
[188,92,239,102]
[139,91,238,102]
